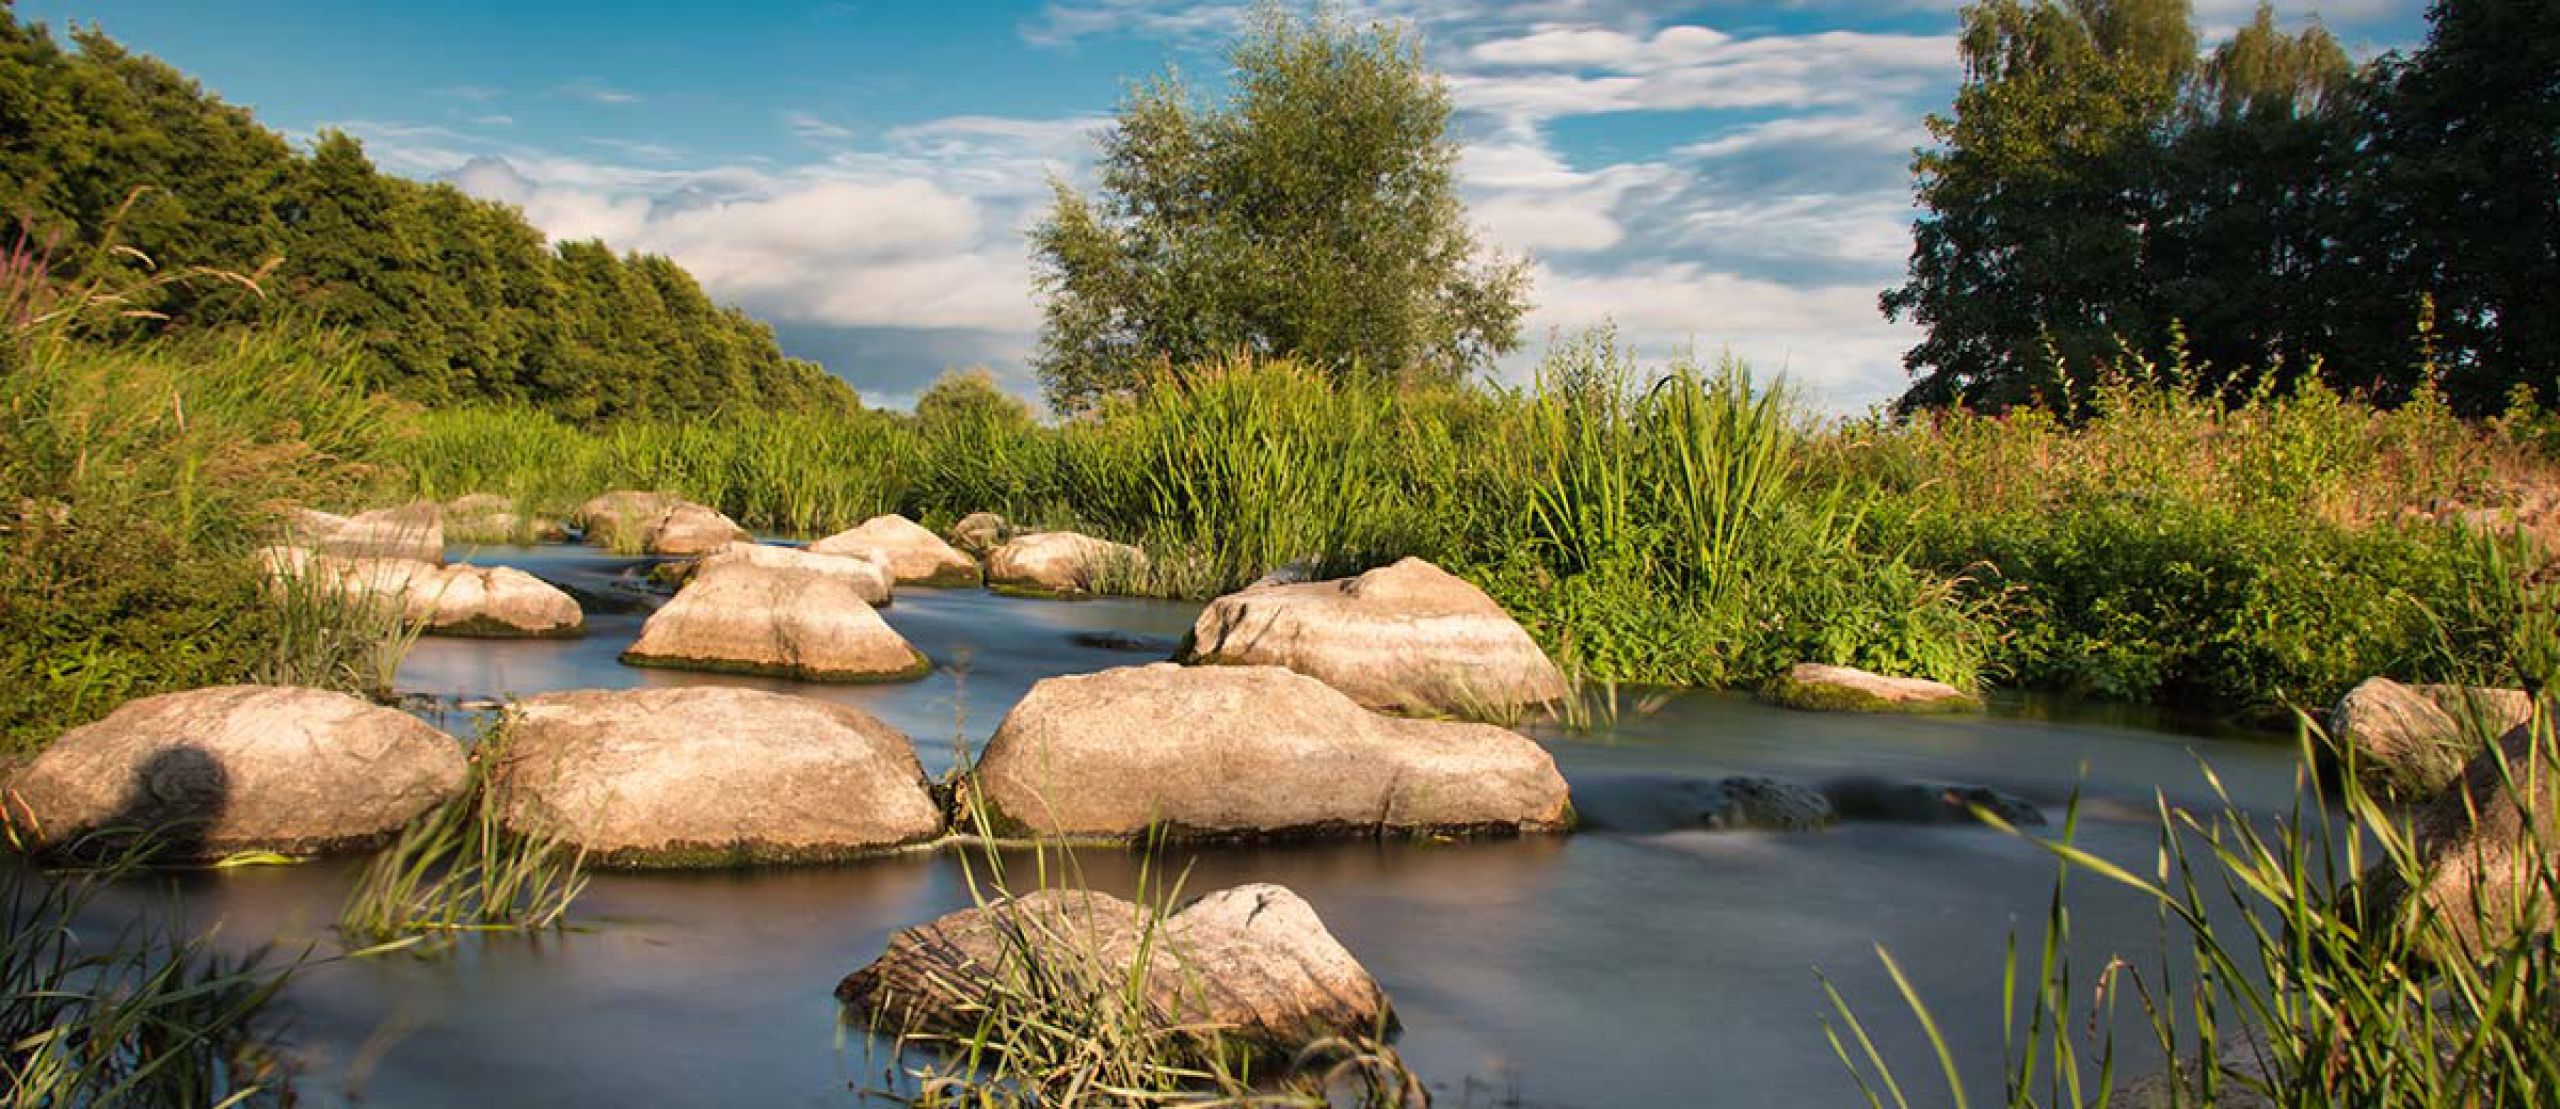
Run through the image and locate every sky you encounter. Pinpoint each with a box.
[21,0,2429,411]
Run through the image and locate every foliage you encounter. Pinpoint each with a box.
[337,718,589,952]
[1030,3,1528,413]
[0,232,406,752]
[1,838,294,1107]
[1825,701,2560,1107]
[0,8,855,421]
[1887,0,2554,416]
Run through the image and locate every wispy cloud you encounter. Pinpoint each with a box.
[469,113,516,127]
[1018,0,1247,48]
[554,80,644,105]
[784,110,855,143]
[430,83,503,102]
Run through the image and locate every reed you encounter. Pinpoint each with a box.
[336,718,588,951]
[1823,697,2560,1107]
[1,837,294,1107]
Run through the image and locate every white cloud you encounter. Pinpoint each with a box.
[1520,262,1916,409]
[555,80,643,105]
[785,110,854,143]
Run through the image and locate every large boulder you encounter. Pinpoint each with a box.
[0,685,465,858]
[692,541,891,605]
[644,503,751,556]
[967,663,1571,839]
[493,687,941,866]
[622,544,926,681]
[1178,557,1567,718]
[948,511,1014,557]
[262,551,584,638]
[287,503,444,564]
[2363,714,2560,959]
[444,493,568,544]
[1760,663,1981,714]
[574,490,684,550]
[808,514,981,586]
[2327,676,2536,799]
[984,531,1147,597]
[838,883,1390,1061]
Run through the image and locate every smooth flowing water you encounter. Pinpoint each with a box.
[80,545,2311,1107]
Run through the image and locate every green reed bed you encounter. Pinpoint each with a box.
[337,719,589,951]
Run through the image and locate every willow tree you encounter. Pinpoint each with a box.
[1030,5,1529,414]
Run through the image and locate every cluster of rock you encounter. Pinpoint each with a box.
[286,503,444,564]
[259,547,585,638]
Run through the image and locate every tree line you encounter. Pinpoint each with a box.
[1889,0,2557,415]
[0,5,856,421]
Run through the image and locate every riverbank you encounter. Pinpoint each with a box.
[389,342,2557,721]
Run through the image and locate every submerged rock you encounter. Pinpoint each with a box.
[287,503,444,564]
[1178,557,1567,719]
[1070,630,1180,654]
[984,531,1147,597]
[837,883,1390,1061]
[2362,716,2560,959]
[495,687,942,866]
[574,490,684,549]
[622,544,926,681]
[1821,777,2046,827]
[1759,663,1981,714]
[968,663,1571,839]
[1,685,465,858]
[948,511,1013,556]
[1569,774,1835,833]
[808,514,981,586]
[643,503,751,556]
[443,493,569,544]
[261,550,584,638]
[2327,676,2535,799]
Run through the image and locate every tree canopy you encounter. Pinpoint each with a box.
[0,5,856,421]
[1030,5,1529,414]
[1886,0,2551,415]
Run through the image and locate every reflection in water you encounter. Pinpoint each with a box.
[71,544,2315,1106]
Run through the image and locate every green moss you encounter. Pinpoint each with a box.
[617,648,932,683]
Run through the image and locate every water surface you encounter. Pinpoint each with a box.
[88,545,2313,1106]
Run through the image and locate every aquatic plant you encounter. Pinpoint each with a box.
[1823,698,2560,1107]
[0,836,295,1107]
[336,718,588,950]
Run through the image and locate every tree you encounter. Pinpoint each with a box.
[2334,0,2560,411]
[1030,4,1528,413]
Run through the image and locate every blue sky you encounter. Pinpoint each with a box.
[22,0,2428,410]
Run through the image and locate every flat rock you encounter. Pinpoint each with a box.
[622,544,925,681]
[1760,663,1981,714]
[695,541,892,605]
[837,883,1390,1061]
[494,687,941,866]
[984,531,1147,596]
[968,663,1571,839]
[1569,774,1835,833]
[808,514,980,586]
[2327,676,2535,799]
[1821,777,2046,827]
[1179,557,1567,719]
[287,503,444,564]
[644,503,751,556]
[0,685,465,858]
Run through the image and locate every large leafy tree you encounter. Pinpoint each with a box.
[1031,5,1529,413]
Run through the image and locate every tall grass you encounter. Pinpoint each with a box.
[337,718,589,951]
[1,837,294,1106]
[1825,696,2560,1107]
[0,229,409,751]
